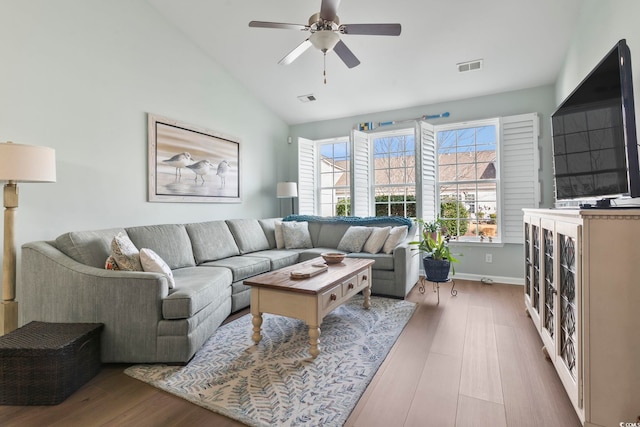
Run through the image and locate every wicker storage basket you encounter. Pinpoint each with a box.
[0,321,103,405]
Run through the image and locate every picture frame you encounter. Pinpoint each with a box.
[148,113,241,203]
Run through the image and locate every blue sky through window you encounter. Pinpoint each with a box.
[438,125,496,153]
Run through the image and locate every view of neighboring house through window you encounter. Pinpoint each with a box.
[319,139,350,216]
[373,130,417,217]
[437,120,499,241]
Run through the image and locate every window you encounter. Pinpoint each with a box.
[436,121,499,242]
[298,113,539,245]
[372,130,417,217]
[319,140,350,216]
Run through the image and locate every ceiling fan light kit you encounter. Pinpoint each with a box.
[249,0,401,81]
[309,31,340,52]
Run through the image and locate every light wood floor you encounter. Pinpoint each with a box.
[0,280,582,427]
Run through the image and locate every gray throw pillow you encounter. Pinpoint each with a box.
[337,226,373,253]
[111,232,142,271]
[282,221,313,249]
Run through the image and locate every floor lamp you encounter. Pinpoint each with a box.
[276,182,298,216]
[0,141,56,335]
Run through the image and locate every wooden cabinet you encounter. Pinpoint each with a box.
[523,208,640,427]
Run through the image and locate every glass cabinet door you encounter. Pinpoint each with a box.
[554,221,582,411]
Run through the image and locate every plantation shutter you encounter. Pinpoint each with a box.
[419,121,437,222]
[500,113,540,243]
[298,137,317,215]
[351,129,371,216]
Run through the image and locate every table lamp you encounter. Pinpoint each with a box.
[0,141,56,335]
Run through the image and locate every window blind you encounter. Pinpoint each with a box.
[500,113,540,243]
[351,129,371,217]
[297,137,317,215]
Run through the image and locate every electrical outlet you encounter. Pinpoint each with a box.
[485,253,493,263]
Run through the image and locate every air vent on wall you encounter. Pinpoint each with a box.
[457,59,483,73]
[297,94,317,103]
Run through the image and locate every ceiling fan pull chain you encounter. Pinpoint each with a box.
[323,52,327,84]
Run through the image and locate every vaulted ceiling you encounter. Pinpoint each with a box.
[147,0,584,125]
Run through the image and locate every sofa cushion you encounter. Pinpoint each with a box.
[297,248,342,263]
[347,252,394,270]
[226,219,271,254]
[163,266,232,320]
[55,227,126,269]
[201,256,270,282]
[316,223,351,248]
[383,226,409,254]
[281,221,313,249]
[363,226,391,254]
[185,221,240,264]
[244,249,300,270]
[126,224,195,269]
[111,232,143,271]
[140,248,175,289]
[257,218,282,249]
[337,226,373,252]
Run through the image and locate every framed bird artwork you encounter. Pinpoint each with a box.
[147,113,241,203]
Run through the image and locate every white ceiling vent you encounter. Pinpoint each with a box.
[457,59,483,73]
[297,94,317,103]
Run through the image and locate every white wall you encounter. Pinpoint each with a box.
[0,1,289,262]
[290,85,558,283]
[556,0,640,111]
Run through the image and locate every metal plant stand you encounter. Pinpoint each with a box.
[419,277,457,304]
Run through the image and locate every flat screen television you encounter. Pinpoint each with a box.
[551,39,640,207]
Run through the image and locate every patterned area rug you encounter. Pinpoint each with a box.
[125,295,416,427]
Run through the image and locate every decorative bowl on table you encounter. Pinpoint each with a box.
[321,252,346,264]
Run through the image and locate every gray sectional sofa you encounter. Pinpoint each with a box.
[20,216,418,363]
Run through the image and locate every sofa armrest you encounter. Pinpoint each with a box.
[392,242,420,297]
[20,241,169,363]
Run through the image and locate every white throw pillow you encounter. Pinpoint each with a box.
[140,248,176,289]
[111,232,142,271]
[282,221,313,249]
[363,226,391,254]
[382,226,409,254]
[274,220,285,249]
[337,226,373,253]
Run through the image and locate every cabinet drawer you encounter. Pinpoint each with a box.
[321,284,343,312]
[358,270,370,289]
[341,275,359,298]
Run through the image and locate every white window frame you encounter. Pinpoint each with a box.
[297,113,539,245]
[435,118,501,243]
[370,127,417,218]
[318,137,351,216]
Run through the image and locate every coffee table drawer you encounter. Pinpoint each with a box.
[341,275,360,299]
[321,283,344,312]
[358,270,370,289]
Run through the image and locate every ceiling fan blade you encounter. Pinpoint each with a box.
[320,0,341,21]
[278,39,313,65]
[249,21,308,31]
[333,40,360,68]
[340,23,402,36]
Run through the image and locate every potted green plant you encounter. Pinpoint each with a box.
[415,218,444,241]
[410,221,460,282]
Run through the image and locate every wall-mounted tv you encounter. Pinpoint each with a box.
[551,39,640,207]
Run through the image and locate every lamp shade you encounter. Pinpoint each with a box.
[276,182,298,198]
[0,142,56,182]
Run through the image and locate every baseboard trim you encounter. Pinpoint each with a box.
[452,273,524,286]
[418,271,524,286]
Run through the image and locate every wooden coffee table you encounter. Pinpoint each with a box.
[244,257,374,358]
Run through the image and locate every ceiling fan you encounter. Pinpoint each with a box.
[248,0,401,69]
